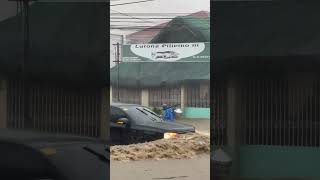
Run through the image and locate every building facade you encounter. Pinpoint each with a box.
[111,80,210,119]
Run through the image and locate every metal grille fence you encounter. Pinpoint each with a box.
[149,86,181,107]
[112,87,141,104]
[241,80,320,147]
[186,82,210,108]
[7,80,101,137]
[212,86,227,146]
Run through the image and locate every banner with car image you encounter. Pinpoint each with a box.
[122,42,210,62]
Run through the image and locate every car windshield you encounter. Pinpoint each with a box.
[135,107,163,122]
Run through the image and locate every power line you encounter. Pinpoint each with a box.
[110,28,210,30]
[111,23,210,27]
[110,13,196,16]
[110,26,210,29]
[111,21,153,23]
[111,17,198,20]
[110,17,210,21]
[110,0,155,6]
[110,12,210,26]
[110,9,155,24]
[110,11,210,33]
[110,15,210,17]
[110,18,209,23]
[110,21,210,24]
[110,22,210,29]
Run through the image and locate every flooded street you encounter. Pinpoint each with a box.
[111,133,209,161]
[110,120,210,180]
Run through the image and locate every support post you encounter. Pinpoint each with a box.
[181,84,186,110]
[141,89,149,107]
[226,80,241,176]
[110,85,113,103]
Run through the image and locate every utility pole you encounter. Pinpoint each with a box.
[113,42,121,102]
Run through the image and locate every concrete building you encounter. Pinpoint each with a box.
[111,14,210,119]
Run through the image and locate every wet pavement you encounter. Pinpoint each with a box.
[111,154,210,180]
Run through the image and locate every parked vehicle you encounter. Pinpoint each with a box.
[110,103,195,145]
[0,129,109,180]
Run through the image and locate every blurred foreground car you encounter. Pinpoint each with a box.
[0,129,109,180]
[110,103,195,145]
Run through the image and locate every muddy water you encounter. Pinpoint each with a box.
[111,133,210,161]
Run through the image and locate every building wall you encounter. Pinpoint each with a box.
[111,82,210,119]
[186,82,210,108]
[111,86,141,104]
[184,107,210,119]
[149,86,181,107]
[184,82,210,119]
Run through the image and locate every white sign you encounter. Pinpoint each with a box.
[129,43,206,62]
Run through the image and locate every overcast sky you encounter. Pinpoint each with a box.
[0,0,209,33]
[111,0,210,13]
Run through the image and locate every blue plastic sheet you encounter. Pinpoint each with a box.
[164,107,175,122]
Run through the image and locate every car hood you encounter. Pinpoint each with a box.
[133,121,195,133]
[0,129,109,180]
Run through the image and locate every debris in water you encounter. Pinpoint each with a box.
[111,133,210,161]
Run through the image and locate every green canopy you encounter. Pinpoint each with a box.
[111,15,210,88]
[110,62,209,87]
[0,2,107,86]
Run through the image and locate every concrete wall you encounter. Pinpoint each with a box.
[184,107,210,119]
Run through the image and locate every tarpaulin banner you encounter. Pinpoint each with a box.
[122,42,210,62]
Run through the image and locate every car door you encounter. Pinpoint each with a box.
[110,107,130,144]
